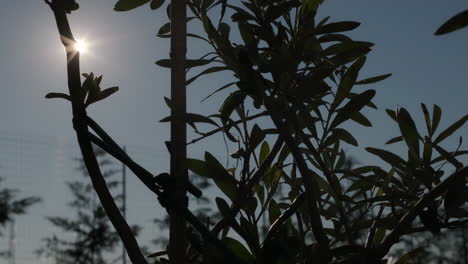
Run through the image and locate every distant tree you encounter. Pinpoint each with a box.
[0,177,40,231]
[391,223,467,264]
[0,177,40,257]
[37,147,139,264]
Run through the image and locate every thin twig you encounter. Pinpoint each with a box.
[210,136,284,236]
[264,96,330,260]
[187,111,268,145]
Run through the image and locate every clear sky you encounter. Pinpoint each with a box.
[0,0,467,263]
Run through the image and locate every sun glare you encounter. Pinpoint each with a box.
[74,38,89,54]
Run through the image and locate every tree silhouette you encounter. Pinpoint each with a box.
[38,147,140,264]
[0,177,40,257]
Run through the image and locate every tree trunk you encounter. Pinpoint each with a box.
[169,0,187,263]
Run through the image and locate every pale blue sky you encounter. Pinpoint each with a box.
[0,0,467,263]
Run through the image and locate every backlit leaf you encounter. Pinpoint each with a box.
[434,115,468,144]
[431,104,442,136]
[45,92,71,101]
[259,141,270,164]
[385,136,403,145]
[220,91,246,124]
[150,0,164,10]
[355,73,392,85]
[366,147,406,170]
[396,108,420,158]
[331,90,376,128]
[114,0,151,11]
[314,21,360,35]
[421,103,431,135]
[332,56,366,109]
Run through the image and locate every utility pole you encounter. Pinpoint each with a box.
[122,146,127,264]
[9,219,15,264]
[463,225,467,264]
[169,0,187,263]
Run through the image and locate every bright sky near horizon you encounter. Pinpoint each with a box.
[0,0,467,263]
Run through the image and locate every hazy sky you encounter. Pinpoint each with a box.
[0,0,467,263]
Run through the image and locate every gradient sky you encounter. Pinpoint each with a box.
[0,0,467,263]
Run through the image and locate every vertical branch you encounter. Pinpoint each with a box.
[264,96,330,261]
[170,0,187,263]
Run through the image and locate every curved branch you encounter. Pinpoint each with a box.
[46,2,148,264]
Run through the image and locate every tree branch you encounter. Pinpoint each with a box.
[187,111,268,145]
[46,2,148,263]
[170,0,188,262]
[374,166,468,259]
[210,136,284,237]
[84,118,243,263]
[264,96,330,261]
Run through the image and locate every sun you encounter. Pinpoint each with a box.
[74,38,89,54]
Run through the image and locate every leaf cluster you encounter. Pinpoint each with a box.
[46,72,118,108]
[146,1,468,263]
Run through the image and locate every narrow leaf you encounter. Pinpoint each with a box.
[431,104,442,136]
[434,115,468,144]
[366,147,406,170]
[421,103,432,135]
[205,152,238,201]
[224,237,255,264]
[45,92,71,101]
[435,10,468,35]
[155,59,171,68]
[355,73,392,85]
[332,56,366,109]
[186,66,229,85]
[396,108,420,158]
[350,112,372,127]
[187,159,209,177]
[114,0,151,11]
[150,0,164,10]
[385,136,403,145]
[259,141,270,164]
[331,89,376,128]
[158,22,171,35]
[219,91,246,124]
[314,21,360,35]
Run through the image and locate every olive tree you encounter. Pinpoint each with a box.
[42,0,468,263]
